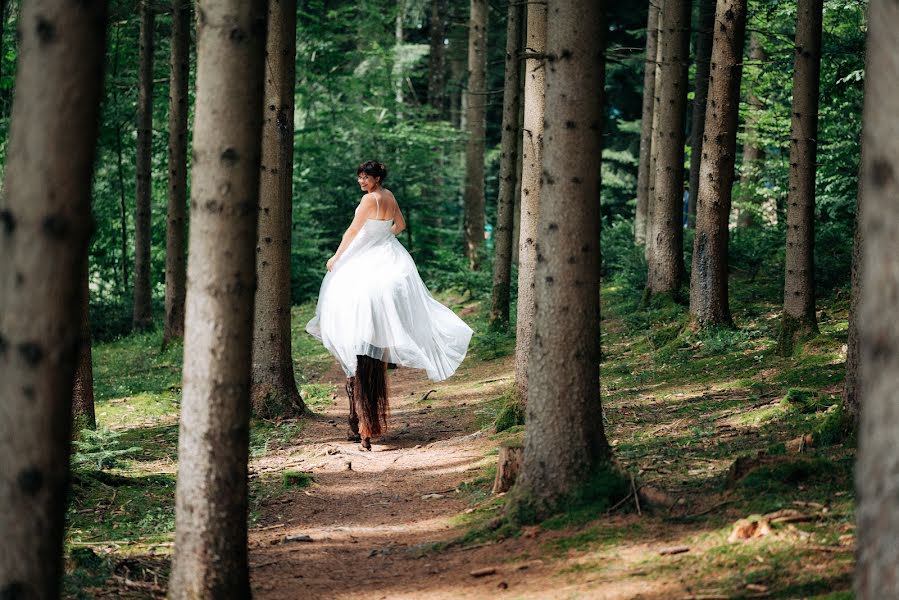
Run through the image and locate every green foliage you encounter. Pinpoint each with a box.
[71,429,142,470]
[600,217,647,293]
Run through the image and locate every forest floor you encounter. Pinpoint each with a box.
[66,283,855,599]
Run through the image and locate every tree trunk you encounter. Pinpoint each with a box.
[492,444,523,494]
[855,2,899,594]
[463,0,487,271]
[843,138,866,428]
[686,0,716,228]
[689,0,747,328]
[133,0,155,331]
[645,16,664,263]
[0,1,107,595]
[393,1,404,113]
[516,0,611,516]
[514,0,546,403]
[73,255,96,432]
[634,1,659,246]
[736,32,767,228]
[427,0,447,118]
[489,0,522,329]
[646,0,691,296]
[251,0,305,419]
[778,0,822,355]
[512,11,527,267]
[168,1,266,597]
[112,24,129,293]
[163,0,190,346]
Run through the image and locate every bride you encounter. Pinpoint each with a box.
[306,160,473,450]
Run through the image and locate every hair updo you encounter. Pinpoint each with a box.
[357,160,388,182]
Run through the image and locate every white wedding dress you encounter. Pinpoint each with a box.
[306,200,473,381]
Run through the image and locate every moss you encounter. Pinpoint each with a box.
[505,462,631,527]
[812,404,855,447]
[282,471,314,489]
[493,390,525,433]
[777,312,819,356]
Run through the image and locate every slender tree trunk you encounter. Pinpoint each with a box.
[112,24,129,294]
[489,0,523,329]
[646,0,691,296]
[855,3,899,594]
[393,0,404,114]
[133,0,155,331]
[843,160,864,427]
[428,0,448,118]
[736,32,767,228]
[689,0,746,328]
[251,0,305,419]
[163,0,190,346]
[463,0,487,270]
[514,0,546,402]
[686,0,715,228]
[515,0,610,516]
[645,19,663,263]
[168,1,266,597]
[72,255,96,432]
[778,0,822,354]
[512,11,527,267]
[428,0,447,119]
[635,0,659,246]
[0,1,107,595]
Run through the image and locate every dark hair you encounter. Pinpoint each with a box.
[356,160,388,182]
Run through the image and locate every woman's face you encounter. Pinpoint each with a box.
[357,172,379,192]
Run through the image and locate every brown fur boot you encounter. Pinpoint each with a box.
[345,377,361,442]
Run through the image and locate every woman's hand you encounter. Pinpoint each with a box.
[327,255,337,271]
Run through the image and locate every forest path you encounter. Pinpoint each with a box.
[246,356,680,599]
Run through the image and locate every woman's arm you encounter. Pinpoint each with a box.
[391,205,407,236]
[328,195,375,270]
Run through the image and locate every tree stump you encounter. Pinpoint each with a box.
[492,444,523,494]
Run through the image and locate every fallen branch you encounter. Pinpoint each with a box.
[631,474,642,516]
[420,389,438,402]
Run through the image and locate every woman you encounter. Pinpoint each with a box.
[306,161,473,450]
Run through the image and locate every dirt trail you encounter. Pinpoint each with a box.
[247,359,682,599]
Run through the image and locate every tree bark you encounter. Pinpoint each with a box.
[489,0,522,329]
[112,24,129,293]
[778,0,822,354]
[645,13,664,263]
[686,0,716,228]
[855,2,899,594]
[163,0,190,346]
[492,444,523,494]
[463,0,487,270]
[0,0,107,595]
[133,0,155,331]
[634,0,659,246]
[167,1,266,597]
[689,0,747,328]
[514,0,546,403]
[427,0,447,118]
[736,32,767,228]
[517,0,611,515]
[73,255,96,432]
[646,0,691,296]
[251,0,305,419]
[843,160,863,427]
